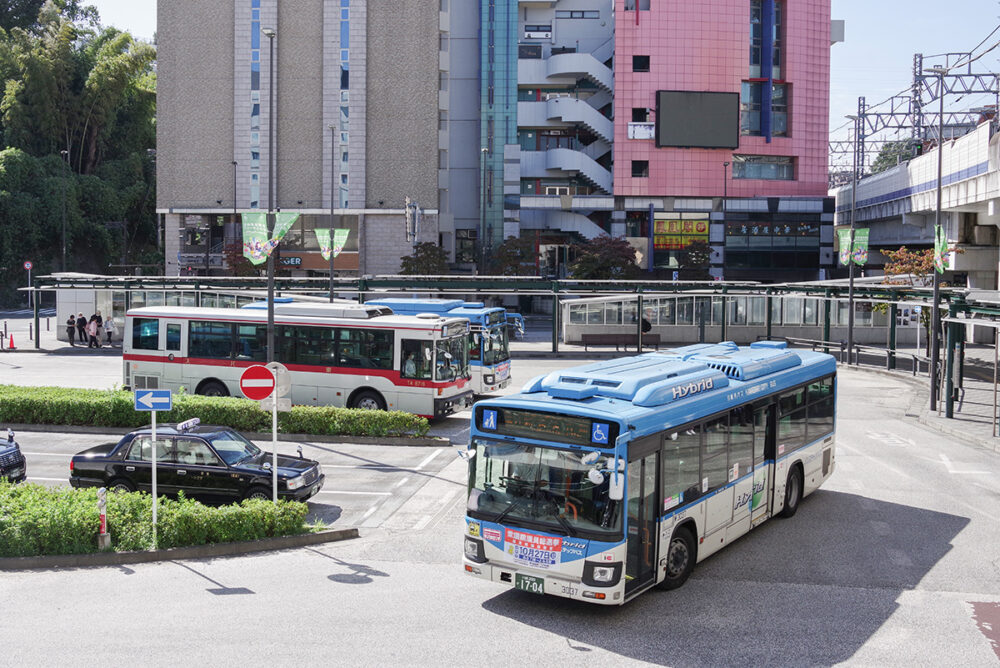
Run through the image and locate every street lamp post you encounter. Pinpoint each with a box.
[480,147,488,274]
[232,160,238,267]
[926,65,948,410]
[846,111,861,364]
[263,27,276,364]
[60,150,69,272]
[329,124,336,302]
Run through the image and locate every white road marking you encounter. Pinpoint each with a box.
[393,476,410,489]
[361,504,379,520]
[939,453,989,475]
[415,448,443,471]
[26,477,66,482]
[412,514,433,531]
[313,490,391,496]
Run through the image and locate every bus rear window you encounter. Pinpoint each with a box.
[132,318,159,350]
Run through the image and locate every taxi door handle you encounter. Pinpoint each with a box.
[177,470,187,476]
[125,466,135,472]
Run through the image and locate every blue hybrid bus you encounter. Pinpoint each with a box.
[461,341,836,605]
[367,299,511,395]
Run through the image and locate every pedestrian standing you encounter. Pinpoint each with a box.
[65,315,76,346]
[104,316,115,345]
[86,315,101,349]
[76,313,87,342]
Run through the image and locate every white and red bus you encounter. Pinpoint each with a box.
[123,303,474,418]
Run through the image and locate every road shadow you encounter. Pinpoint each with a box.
[306,501,343,527]
[481,490,969,666]
[305,547,389,584]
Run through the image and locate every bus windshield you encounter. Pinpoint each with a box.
[481,325,510,366]
[467,438,622,540]
[435,334,469,381]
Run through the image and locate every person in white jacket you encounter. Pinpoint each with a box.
[104,316,116,345]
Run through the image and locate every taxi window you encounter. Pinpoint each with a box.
[125,437,173,462]
[175,438,223,467]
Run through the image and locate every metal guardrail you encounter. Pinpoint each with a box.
[771,336,933,377]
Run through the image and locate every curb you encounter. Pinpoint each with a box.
[2,423,449,447]
[0,527,360,571]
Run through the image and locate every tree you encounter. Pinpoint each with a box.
[677,240,711,280]
[399,242,449,275]
[870,140,917,175]
[568,235,639,280]
[489,235,537,276]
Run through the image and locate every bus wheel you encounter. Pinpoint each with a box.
[198,380,229,397]
[658,527,695,590]
[779,466,803,518]
[350,390,385,411]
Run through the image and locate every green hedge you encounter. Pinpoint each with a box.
[0,482,311,557]
[0,385,429,437]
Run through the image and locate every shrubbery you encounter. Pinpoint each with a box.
[0,385,429,437]
[0,482,311,557]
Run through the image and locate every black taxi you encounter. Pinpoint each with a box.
[69,419,324,503]
[1,428,26,483]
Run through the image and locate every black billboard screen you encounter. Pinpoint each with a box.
[655,91,740,149]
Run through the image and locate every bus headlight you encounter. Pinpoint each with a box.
[582,560,622,587]
[483,374,495,385]
[286,475,306,490]
[464,536,486,563]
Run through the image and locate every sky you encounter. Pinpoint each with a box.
[87,0,999,159]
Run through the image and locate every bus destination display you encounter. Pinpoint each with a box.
[478,407,616,446]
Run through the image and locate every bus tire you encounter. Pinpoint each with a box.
[197,380,229,397]
[658,526,696,591]
[778,465,803,518]
[350,390,385,411]
[243,486,270,501]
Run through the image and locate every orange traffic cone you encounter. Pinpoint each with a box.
[8,334,14,350]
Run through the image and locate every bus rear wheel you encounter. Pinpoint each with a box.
[779,466,803,518]
[350,390,385,411]
[198,380,229,397]
[658,527,695,590]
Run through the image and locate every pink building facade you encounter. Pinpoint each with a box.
[612,0,834,281]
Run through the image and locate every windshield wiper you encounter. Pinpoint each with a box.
[545,497,574,535]
[493,495,527,525]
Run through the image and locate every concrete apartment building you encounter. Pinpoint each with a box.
[157,0,442,277]
[157,0,838,282]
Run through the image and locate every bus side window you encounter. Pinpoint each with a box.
[663,425,701,505]
[401,339,431,379]
[132,318,160,351]
[702,416,729,493]
[728,406,754,479]
[469,333,481,361]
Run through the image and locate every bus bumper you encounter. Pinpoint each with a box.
[462,559,622,605]
[435,390,474,418]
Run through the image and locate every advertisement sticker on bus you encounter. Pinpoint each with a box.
[467,520,480,537]
[506,529,562,568]
[496,361,511,381]
[664,492,683,511]
[483,527,502,543]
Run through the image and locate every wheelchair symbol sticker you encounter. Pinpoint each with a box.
[482,409,498,430]
[591,422,609,444]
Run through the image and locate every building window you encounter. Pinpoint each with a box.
[631,160,649,178]
[772,83,788,136]
[741,82,762,135]
[624,0,650,9]
[632,107,648,122]
[750,0,783,79]
[732,155,794,180]
[632,55,650,72]
[555,10,600,18]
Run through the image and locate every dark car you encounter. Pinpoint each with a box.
[1,428,26,483]
[69,419,324,503]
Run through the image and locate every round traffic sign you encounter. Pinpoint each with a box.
[23,261,32,270]
[239,365,275,400]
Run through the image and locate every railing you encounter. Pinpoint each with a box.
[768,336,933,377]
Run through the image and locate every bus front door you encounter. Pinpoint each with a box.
[751,403,776,526]
[625,450,659,597]
[163,320,185,386]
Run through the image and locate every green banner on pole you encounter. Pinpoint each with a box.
[934,224,948,273]
[241,212,271,265]
[837,229,852,266]
[852,228,869,266]
[315,228,350,261]
[271,212,300,244]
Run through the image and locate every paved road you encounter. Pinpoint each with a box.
[3,369,1000,666]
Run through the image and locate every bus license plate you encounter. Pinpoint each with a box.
[515,574,544,595]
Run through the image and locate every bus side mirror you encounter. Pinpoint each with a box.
[457,449,476,462]
[608,465,624,501]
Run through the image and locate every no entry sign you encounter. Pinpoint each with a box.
[240,365,275,400]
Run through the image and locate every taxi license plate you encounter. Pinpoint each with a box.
[515,574,544,595]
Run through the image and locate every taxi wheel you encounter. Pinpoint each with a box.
[244,487,270,501]
[350,390,385,411]
[109,478,135,494]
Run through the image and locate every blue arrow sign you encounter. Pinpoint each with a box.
[134,389,173,412]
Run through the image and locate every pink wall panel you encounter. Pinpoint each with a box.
[612,0,830,199]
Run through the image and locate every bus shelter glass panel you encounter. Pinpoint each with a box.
[658,298,675,325]
[604,301,622,325]
[856,303,873,327]
[771,296,782,325]
[569,304,586,324]
[803,298,818,326]
[165,292,182,306]
[709,297,722,325]
[586,304,604,325]
[784,297,803,325]
[748,297,766,325]
[129,291,146,309]
[623,301,637,326]
[218,294,236,309]
[728,296,747,325]
[676,298,694,325]
[200,294,219,308]
[146,292,165,307]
